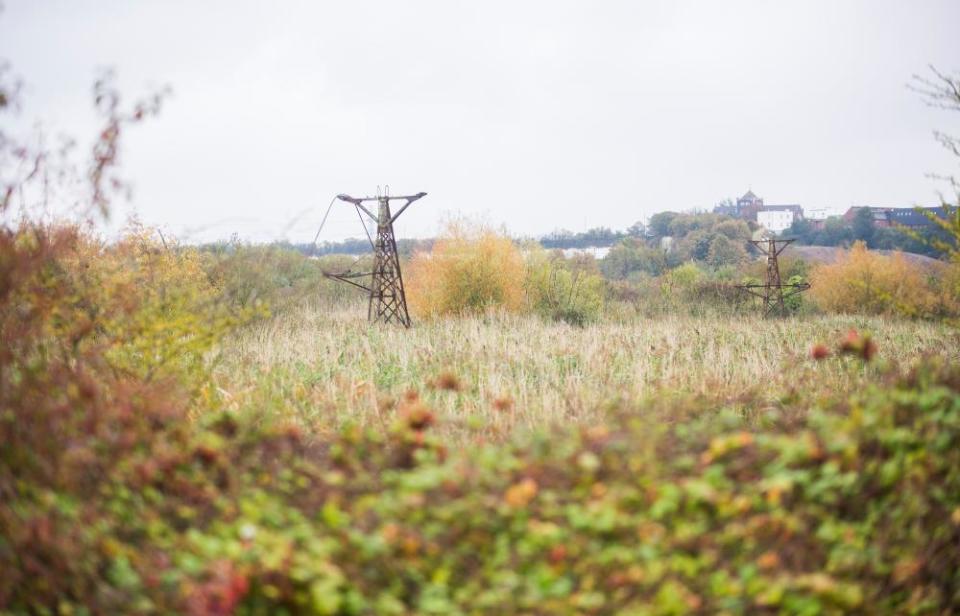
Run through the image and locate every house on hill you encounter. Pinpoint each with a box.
[734,190,764,220]
[757,204,803,233]
[714,190,805,233]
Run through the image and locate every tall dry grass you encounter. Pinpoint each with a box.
[213,299,959,440]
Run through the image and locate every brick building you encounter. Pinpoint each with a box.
[715,190,805,233]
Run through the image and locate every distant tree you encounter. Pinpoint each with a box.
[784,218,815,243]
[627,221,646,237]
[540,227,624,249]
[851,208,876,247]
[566,251,601,276]
[781,212,947,256]
[871,227,937,256]
[309,237,372,256]
[648,212,678,237]
[817,217,854,247]
[677,229,713,262]
[582,227,620,245]
[541,229,575,248]
[706,234,747,268]
[600,238,668,279]
[668,213,719,238]
[714,219,752,242]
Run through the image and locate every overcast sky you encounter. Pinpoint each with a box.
[2,1,959,243]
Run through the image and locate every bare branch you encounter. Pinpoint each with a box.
[909,65,960,111]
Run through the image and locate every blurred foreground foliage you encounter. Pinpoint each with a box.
[2,224,960,614]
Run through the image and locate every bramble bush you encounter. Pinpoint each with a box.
[0,68,248,612]
[0,222,209,611]
[4,301,960,612]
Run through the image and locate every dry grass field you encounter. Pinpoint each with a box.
[213,300,960,439]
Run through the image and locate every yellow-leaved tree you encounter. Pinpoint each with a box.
[809,242,941,317]
[405,222,526,317]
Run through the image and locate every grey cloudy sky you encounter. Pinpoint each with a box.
[2,1,959,243]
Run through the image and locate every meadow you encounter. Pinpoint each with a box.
[215,300,960,439]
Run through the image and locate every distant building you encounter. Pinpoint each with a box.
[713,202,738,217]
[842,206,893,228]
[736,190,762,209]
[760,204,804,233]
[806,207,840,220]
[757,209,795,233]
[709,190,762,218]
[842,206,949,229]
[885,206,952,229]
[716,196,951,234]
[561,246,611,259]
[734,190,764,221]
[762,204,804,218]
[805,208,839,231]
[715,190,805,233]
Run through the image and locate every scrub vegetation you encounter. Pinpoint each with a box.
[3,58,960,616]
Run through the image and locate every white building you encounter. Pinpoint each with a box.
[804,207,838,222]
[757,209,794,233]
[561,246,611,259]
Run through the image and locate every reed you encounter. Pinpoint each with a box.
[213,299,959,439]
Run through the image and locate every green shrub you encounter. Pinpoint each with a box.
[606,263,753,318]
[784,274,808,313]
[600,239,670,279]
[202,244,357,314]
[525,248,605,326]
